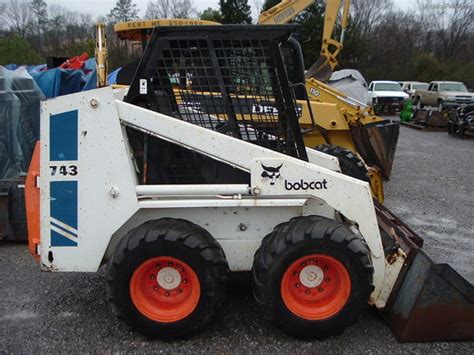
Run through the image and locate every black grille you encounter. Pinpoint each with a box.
[126,25,307,161]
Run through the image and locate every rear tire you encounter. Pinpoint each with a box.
[315,144,370,182]
[107,218,229,339]
[252,216,373,338]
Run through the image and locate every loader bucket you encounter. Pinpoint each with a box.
[375,201,474,342]
[384,251,474,342]
[304,56,333,82]
[412,109,448,128]
[350,120,399,179]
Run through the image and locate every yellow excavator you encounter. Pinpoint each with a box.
[98,3,397,202]
[259,0,399,202]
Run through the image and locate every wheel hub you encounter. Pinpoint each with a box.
[299,265,324,288]
[281,254,351,320]
[157,267,181,290]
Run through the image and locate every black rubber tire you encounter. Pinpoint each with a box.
[315,144,370,182]
[106,218,229,339]
[252,215,374,338]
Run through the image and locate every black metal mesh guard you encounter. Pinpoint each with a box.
[126,25,307,161]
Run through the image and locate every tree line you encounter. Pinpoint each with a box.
[1,0,473,87]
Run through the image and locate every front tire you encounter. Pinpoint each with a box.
[107,218,229,339]
[315,144,370,182]
[252,216,373,338]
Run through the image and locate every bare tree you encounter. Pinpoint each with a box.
[145,0,196,19]
[416,0,474,60]
[1,0,32,38]
[350,0,393,38]
[171,0,196,18]
[145,0,171,18]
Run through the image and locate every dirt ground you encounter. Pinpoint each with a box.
[0,125,473,353]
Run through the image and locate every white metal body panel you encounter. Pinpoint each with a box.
[39,87,388,304]
[40,89,139,271]
[305,147,341,172]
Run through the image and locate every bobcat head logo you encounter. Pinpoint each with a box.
[261,163,283,185]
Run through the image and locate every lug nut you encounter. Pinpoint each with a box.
[325,277,331,283]
[301,262,307,267]
[293,271,298,276]
[150,275,155,280]
[154,286,158,291]
[177,289,182,294]
[183,279,188,284]
[156,264,160,269]
[305,289,311,294]
[168,262,173,266]
[295,283,300,288]
[318,287,324,292]
[165,292,170,297]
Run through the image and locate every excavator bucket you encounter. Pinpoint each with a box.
[350,120,400,179]
[376,202,474,342]
[305,56,333,83]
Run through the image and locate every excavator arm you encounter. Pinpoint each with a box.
[305,0,350,81]
[258,0,314,24]
[259,0,350,82]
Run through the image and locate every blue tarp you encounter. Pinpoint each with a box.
[31,68,83,98]
[7,58,122,98]
[27,64,47,76]
[82,69,97,91]
[107,67,121,85]
[4,64,18,71]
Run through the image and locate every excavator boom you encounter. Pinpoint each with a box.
[258,0,314,24]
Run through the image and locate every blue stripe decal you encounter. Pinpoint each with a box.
[50,110,78,161]
[50,181,78,247]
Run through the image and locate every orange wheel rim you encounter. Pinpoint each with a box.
[281,254,351,320]
[130,256,200,323]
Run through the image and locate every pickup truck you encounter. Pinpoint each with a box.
[414,81,474,111]
[367,80,409,113]
[400,81,429,99]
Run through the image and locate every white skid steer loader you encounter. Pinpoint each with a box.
[25,25,473,341]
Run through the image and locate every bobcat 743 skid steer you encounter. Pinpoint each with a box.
[25,25,473,341]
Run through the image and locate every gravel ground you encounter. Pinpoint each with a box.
[1,125,473,353]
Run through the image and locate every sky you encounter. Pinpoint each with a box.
[47,0,417,19]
